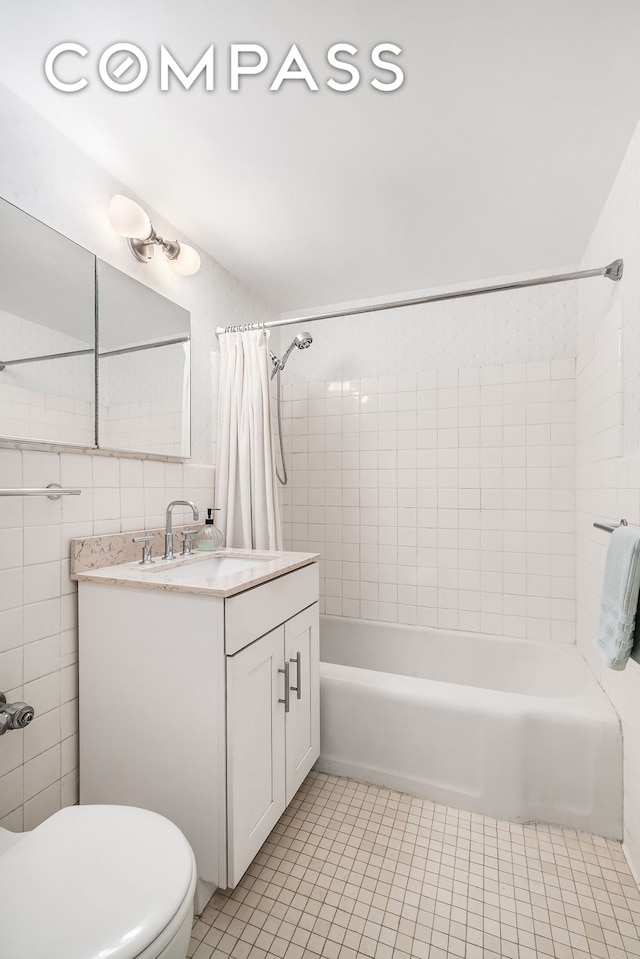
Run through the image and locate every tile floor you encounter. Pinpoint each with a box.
[189,771,640,959]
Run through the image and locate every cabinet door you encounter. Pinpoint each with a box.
[284,604,320,803]
[227,626,287,887]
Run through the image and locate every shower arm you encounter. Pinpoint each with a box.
[217,259,623,335]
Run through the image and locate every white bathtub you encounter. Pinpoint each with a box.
[318,615,622,838]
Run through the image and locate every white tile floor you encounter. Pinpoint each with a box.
[190,771,640,959]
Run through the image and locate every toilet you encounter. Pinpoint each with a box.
[0,804,197,959]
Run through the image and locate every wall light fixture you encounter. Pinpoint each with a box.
[109,194,201,276]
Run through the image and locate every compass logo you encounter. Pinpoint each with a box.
[44,42,405,94]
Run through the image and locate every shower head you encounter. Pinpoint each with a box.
[273,331,313,377]
[294,332,313,350]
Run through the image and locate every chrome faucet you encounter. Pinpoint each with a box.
[164,500,199,560]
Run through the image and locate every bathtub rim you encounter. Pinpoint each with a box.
[320,613,605,705]
[321,612,585,660]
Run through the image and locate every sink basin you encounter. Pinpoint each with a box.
[158,556,268,582]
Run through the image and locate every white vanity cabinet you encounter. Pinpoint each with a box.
[78,560,319,891]
[226,605,319,886]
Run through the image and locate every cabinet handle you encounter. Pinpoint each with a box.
[290,652,302,700]
[278,661,290,713]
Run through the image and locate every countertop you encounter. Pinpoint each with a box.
[72,547,319,598]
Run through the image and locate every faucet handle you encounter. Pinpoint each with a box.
[132,535,155,566]
[180,528,200,557]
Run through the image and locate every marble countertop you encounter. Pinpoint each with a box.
[72,547,319,598]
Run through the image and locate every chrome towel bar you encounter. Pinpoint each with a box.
[593,518,628,533]
[0,484,81,499]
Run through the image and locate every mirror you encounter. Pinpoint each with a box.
[0,197,96,446]
[97,261,191,457]
[0,195,192,458]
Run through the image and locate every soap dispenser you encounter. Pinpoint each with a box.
[195,508,224,551]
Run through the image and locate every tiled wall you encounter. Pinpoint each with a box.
[0,81,273,830]
[281,358,576,641]
[0,448,214,831]
[574,302,640,862]
[574,111,640,878]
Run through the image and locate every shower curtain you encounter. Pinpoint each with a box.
[216,329,283,550]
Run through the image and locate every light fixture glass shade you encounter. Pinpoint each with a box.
[172,243,201,276]
[109,194,152,240]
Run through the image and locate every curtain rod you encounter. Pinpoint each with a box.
[216,258,623,335]
[0,335,190,370]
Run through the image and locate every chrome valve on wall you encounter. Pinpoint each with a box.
[0,692,34,735]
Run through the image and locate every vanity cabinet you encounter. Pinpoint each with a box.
[226,605,319,886]
[78,562,319,891]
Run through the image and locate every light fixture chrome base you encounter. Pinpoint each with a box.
[128,229,181,264]
[128,236,154,263]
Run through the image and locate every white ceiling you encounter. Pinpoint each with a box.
[1,1,640,313]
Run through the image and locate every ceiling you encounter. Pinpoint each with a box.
[1,1,640,313]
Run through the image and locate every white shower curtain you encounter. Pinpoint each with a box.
[216,330,283,550]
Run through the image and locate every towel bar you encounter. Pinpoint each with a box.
[594,518,629,533]
[0,484,81,499]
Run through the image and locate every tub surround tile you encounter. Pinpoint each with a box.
[281,358,576,642]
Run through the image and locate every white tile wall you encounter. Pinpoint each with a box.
[575,111,640,879]
[0,448,216,830]
[575,301,640,877]
[281,359,576,642]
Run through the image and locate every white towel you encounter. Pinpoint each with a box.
[596,525,640,670]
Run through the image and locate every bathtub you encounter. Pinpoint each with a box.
[318,615,622,838]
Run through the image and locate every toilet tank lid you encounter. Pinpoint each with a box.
[0,804,196,959]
